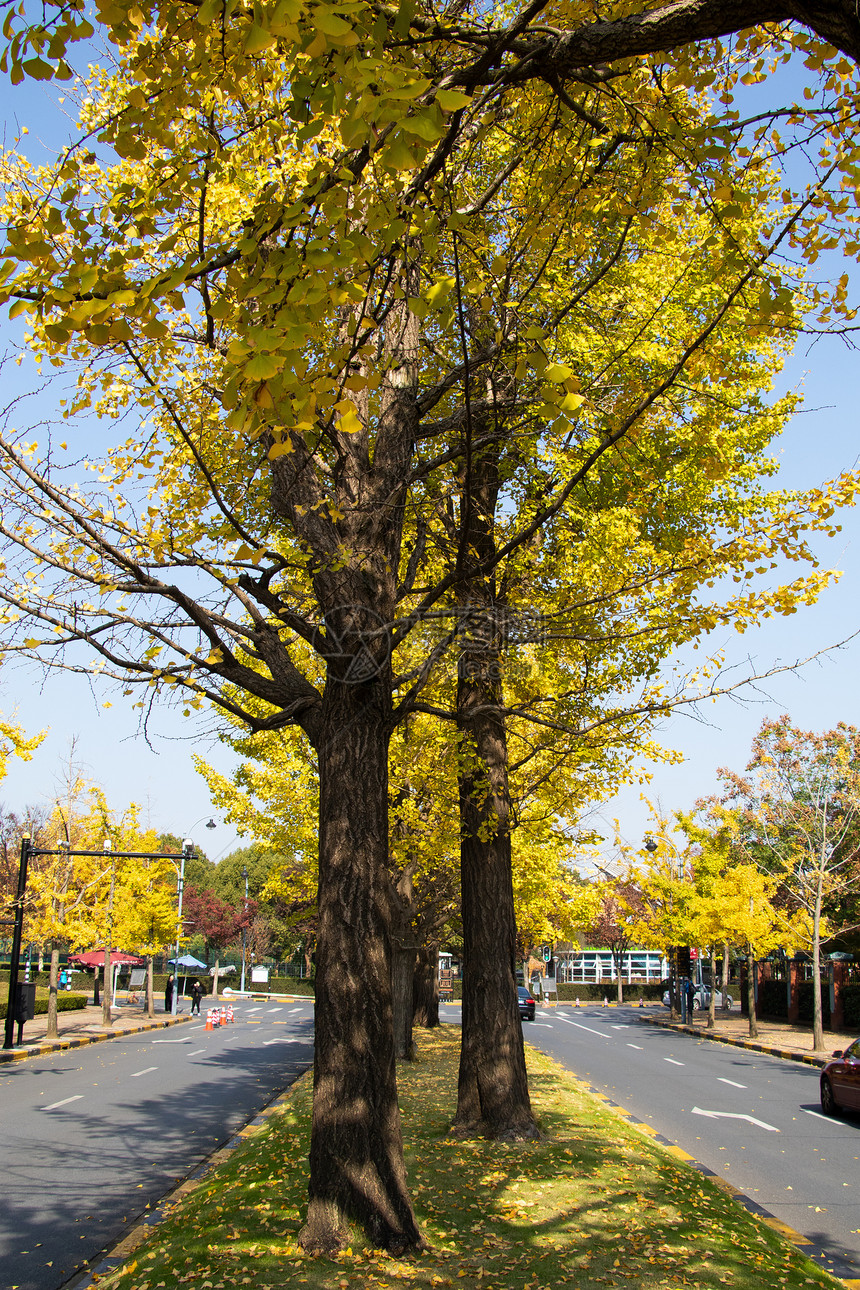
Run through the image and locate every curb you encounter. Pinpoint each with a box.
[0,1013,193,1063]
[584,1081,860,1287]
[643,1015,829,1069]
[63,1068,313,1289]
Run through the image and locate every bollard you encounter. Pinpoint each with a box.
[575,997,580,1007]
[603,995,608,1007]
[227,1006,234,1023]
[639,996,644,1008]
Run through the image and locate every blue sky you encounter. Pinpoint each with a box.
[1,32,859,867]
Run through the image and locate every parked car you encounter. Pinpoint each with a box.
[518,986,536,1021]
[820,1038,860,1115]
[662,985,734,1010]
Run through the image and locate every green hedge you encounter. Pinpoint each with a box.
[756,979,788,1020]
[796,981,832,1027]
[0,992,88,1020]
[842,984,860,1028]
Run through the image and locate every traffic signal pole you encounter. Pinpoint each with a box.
[3,836,31,1050]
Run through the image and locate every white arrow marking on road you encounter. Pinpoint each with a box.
[43,1095,84,1110]
[665,1058,685,1066]
[692,1106,780,1132]
[718,1078,747,1089]
[130,1066,158,1078]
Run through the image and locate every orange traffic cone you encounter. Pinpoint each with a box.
[205,1012,213,1030]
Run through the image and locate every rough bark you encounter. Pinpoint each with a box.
[299,678,421,1255]
[46,942,59,1040]
[413,942,440,1028]
[146,955,155,1019]
[746,951,758,1038]
[721,943,731,1010]
[452,435,538,1142]
[481,1,860,90]
[390,870,418,1061]
[707,947,716,1029]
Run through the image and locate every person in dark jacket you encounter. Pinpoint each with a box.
[190,979,203,1015]
[164,974,174,1014]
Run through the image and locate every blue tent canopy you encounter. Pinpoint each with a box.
[168,954,207,970]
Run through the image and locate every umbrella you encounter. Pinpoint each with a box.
[168,953,208,998]
[69,949,145,967]
[168,954,207,970]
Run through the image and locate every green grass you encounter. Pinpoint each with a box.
[96,1028,842,1290]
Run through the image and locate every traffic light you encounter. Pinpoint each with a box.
[542,945,551,963]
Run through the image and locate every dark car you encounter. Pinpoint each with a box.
[518,986,536,1021]
[820,1037,860,1115]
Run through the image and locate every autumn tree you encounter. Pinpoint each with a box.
[182,885,248,998]
[718,717,860,1048]
[3,0,860,1253]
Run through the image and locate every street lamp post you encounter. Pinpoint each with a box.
[171,819,215,1014]
[644,834,690,1022]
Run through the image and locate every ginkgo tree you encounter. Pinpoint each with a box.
[3,0,860,1254]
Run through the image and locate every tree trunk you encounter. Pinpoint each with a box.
[812,877,825,1051]
[746,950,758,1038]
[146,955,155,1018]
[391,939,416,1061]
[212,958,220,999]
[102,948,113,1027]
[46,942,59,1040]
[454,631,537,1140]
[707,947,716,1029]
[413,942,439,1028]
[615,949,624,1005]
[721,942,730,1010]
[93,966,100,1007]
[299,678,421,1255]
[451,412,538,1142]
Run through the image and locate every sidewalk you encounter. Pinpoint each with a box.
[0,999,193,1062]
[643,1004,858,1066]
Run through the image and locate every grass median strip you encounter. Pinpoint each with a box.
[96,1027,842,1290]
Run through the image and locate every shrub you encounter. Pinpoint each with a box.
[842,984,860,1028]
[756,979,788,1020]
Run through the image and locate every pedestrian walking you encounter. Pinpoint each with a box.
[165,973,174,1013]
[190,980,203,1015]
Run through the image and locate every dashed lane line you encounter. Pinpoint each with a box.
[130,1067,158,1078]
[718,1078,747,1089]
[43,1095,84,1110]
[664,1057,684,1066]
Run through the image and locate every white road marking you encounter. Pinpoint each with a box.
[188,1024,206,1031]
[529,1022,552,1028]
[802,1108,832,1123]
[718,1078,747,1089]
[289,1007,303,1013]
[188,1049,206,1057]
[247,1007,261,1013]
[267,1007,282,1013]
[664,1058,685,1066]
[152,1038,193,1044]
[130,1066,158,1078]
[43,1095,84,1111]
[627,1043,644,1050]
[567,1020,610,1038]
[611,1024,630,1030]
[263,1038,281,1046]
[692,1106,780,1132]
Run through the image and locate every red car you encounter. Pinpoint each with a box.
[820,1038,860,1115]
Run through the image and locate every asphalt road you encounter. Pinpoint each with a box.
[444,1002,860,1280]
[0,999,314,1290]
